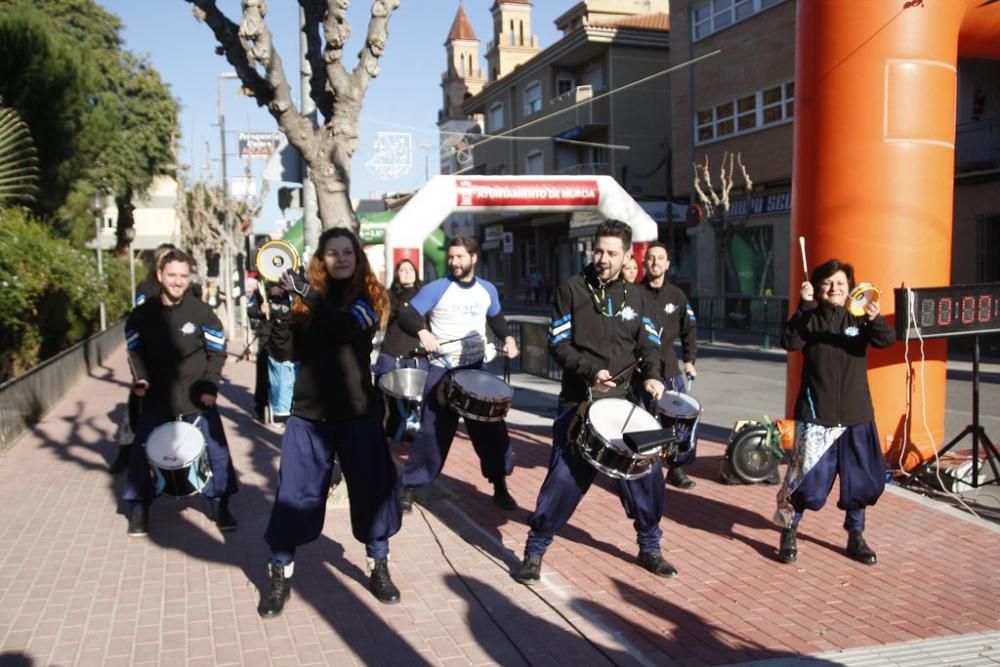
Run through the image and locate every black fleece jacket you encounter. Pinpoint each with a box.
[125,293,226,416]
[781,300,896,426]
[291,280,380,421]
[549,264,661,405]
[636,279,697,378]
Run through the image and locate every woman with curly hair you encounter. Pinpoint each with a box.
[257,228,402,618]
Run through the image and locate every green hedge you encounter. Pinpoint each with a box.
[0,207,130,380]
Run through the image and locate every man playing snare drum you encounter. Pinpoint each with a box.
[514,220,671,584]
[122,249,239,536]
[634,242,700,489]
[396,237,520,512]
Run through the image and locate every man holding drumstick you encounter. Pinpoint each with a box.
[395,237,520,513]
[513,220,672,584]
[122,249,240,537]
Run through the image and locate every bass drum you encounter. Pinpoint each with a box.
[721,422,782,485]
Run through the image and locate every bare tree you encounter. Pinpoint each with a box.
[692,152,760,294]
[186,0,401,249]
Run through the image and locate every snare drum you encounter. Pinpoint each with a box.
[379,368,428,440]
[446,370,514,422]
[145,420,212,497]
[656,391,702,453]
[575,398,665,480]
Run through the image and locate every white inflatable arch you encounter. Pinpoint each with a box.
[384,175,658,285]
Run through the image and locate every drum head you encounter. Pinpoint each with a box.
[588,398,661,453]
[451,370,514,400]
[255,240,300,283]
[848,282,880,317]
[657,391,702,419]
[146,421,206,470]
[379,368,428,401]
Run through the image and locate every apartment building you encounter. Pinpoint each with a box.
[439,0,672,303]
[670,0,1000,302]
[669,0,794,298]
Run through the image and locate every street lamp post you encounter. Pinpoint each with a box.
[217,72,239,339]
[124,226,137,306]
[91,193,107,331]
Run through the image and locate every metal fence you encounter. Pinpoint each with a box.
[0,321,124,453]
[496,297,788,381]
[692,295,788,349]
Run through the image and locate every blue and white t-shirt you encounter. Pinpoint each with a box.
[410,276,502,368]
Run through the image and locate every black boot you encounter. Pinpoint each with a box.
[127,504,148,537]
[257,563,293,619]
[210,498,239,532]
[108,445,132,474]
[637,550,678,578]
[779,528,797,563]
[399,486,417,514]
[491,478,517,511]
[846,530,877,565]
[513,553,542,584]
[369,558,401,604]
[667,466,696,489]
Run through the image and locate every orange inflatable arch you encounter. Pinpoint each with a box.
[787,0,1000,470]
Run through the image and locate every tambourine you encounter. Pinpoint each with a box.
[255,240,300,283]
[847,282,880,316]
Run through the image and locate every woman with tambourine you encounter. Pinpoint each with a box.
[776,258,895,566]
[256,228,403,619]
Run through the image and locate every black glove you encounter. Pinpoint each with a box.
[280,268,310,297]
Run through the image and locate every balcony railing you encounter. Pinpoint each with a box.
[956,116,1000,174]
[553,162,610,175]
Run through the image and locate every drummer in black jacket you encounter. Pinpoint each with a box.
[257,228,402,619]
[122,249,239,536]
[634,242,700,489]
[775,258,895,566]
[514,220,674,585]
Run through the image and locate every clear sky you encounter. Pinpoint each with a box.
[98,1,567,233]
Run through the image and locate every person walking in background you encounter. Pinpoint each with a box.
[621,256,639,284]
[258,228,402,619]
[775,258,895,566]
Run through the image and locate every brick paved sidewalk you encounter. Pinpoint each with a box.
[1,347,998,666]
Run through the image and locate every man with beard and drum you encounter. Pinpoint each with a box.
[257,229,403,618]
[396,237,520,513]
[122,249,239,536]
[634,242,700,489]
[109,243,177,474]
[775,258,895,566]
[514,220,673,584]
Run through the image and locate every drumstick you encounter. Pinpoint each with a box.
[798,236,808,282]
[608,360,639,383]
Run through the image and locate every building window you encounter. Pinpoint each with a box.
[523,81,542,117]
[695,80,793,144]
[556,75,574,97]
[692,0,787,41]
[524,150,544,175]
[487,102,504,132]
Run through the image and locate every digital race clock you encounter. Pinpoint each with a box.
[894,283,1000,339]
